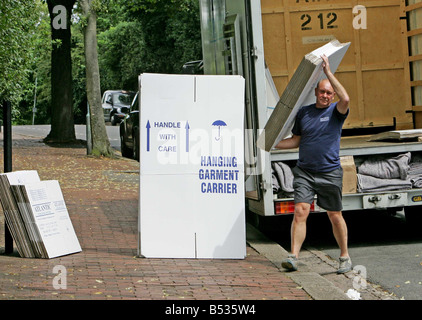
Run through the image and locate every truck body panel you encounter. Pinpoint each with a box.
[199,0,422,219]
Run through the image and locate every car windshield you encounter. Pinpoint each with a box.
[113,93,134,105]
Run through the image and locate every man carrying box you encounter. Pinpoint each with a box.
[275,55,352,274]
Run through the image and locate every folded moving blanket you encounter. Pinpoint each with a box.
[409,160,422,188]
[357,173,412,193]
[410,174,422,188]
[409,163,422,175]
[357,152,411,180]
[272,161,294,197]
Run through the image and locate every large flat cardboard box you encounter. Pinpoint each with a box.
[257,40,350,152]
[341,156,357,194]
[0,171,81,259]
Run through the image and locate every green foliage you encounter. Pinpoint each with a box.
[3,0,202,124]
[71,19,88,124]
[124,0,193,13]
[97,0,202,91]
[0,0,40,107]
[18,2,53,125]
[98,21,145,90]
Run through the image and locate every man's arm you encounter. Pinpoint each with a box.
[275,134,301,150]
[321,54,350,114]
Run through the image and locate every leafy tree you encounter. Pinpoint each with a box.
[17,2,53,125]
[71,19,89,124]
[0,1,39,107]
[80,0,115,157]
[126,0,202,73]
[98,20,145,90]
[3,0,202,159]
[97,0,201,91]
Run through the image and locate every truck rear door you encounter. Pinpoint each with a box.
[199,0,270,202]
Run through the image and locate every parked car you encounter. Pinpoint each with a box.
[102,90,135,125]
[120,91,139,160]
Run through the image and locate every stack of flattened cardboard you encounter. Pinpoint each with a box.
[257,40,351,152]
[0,171,40,257]
[0,171,81,258]
[368,129,422,142]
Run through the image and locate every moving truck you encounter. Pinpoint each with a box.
[198,0,422,226]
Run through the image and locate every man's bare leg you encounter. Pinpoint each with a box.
[291,202,311,258]
[327,211,352,273]
[327,211,349,257]
[281,202,311,271]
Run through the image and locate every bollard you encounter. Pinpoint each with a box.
[86,102,92,155]
[2,101,13,254]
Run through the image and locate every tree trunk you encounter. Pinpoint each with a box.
[46,0,76,143]
[80,0,114,157]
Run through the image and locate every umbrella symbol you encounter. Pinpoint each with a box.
[212,120,227,141]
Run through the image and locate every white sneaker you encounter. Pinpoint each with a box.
[337,256,352,274]
[281,254,298,271]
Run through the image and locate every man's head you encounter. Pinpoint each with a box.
[315,79,335,108]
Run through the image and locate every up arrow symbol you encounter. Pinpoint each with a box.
[185,121,190,152]
[146,120,151,152]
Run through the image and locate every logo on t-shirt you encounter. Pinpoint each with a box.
[320,116,330,122]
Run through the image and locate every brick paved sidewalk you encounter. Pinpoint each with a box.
[0,136,311,300]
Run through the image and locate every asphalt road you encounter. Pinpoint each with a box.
[11,124,121,151]
[261,209,422,300]
[321,210,422,300]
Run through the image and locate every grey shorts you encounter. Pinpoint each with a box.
[292,166,343,211]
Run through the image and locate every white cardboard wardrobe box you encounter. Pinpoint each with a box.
[138,73,246,259]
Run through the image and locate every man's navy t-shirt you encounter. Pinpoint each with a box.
[292,102,348,173]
